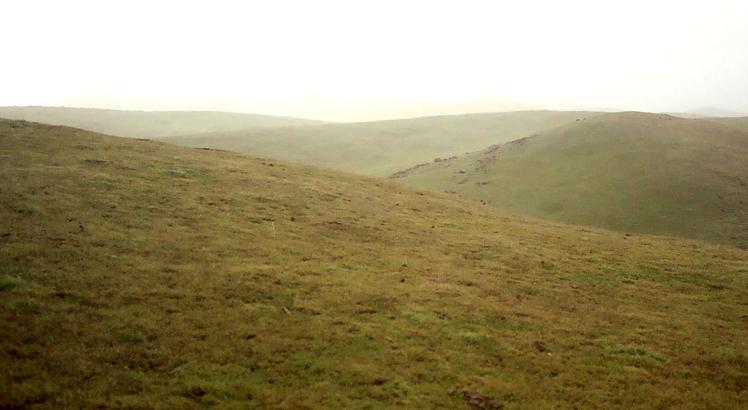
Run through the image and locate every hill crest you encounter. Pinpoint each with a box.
[395,111,748,247]
[0,106,326,138]
[162,110,602,176]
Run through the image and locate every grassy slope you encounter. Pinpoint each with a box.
[0,106,325,139]
[397,112,748,248]
[1,119,747,408]
[162,111,600,176]
[711,116,748,133]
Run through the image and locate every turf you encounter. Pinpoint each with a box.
[161,111,600,176]
[1,119,747,408]
[711,116,748,133]
[0,106,325,139]
[396,112,748,248]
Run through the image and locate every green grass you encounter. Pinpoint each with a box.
[119,331,145,344]
[8,298,41,312]
[0,275,20,291]
[1,119,747,408]
[396,112,748,248]
[162,110,601,176]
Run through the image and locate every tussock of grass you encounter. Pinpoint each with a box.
[119,331,144,344]
[0,275,20,291]
[613,346,664,368]
[0,119,747,408]
[8,299,40,312]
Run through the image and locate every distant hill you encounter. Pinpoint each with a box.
[1,119,746,408]
[665,112,708,119]
[162,110,601,175]
[0,106,325,138]
[395,112,748,247]
[689,107,746,118]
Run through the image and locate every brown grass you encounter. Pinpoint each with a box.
[1,119,747,408]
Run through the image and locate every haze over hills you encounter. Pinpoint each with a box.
[690,107,747,118]
[395,112,748,248]
[0,106,326,139]
[162,110,601,176]
[2,119,747,408]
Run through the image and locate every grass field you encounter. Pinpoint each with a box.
[711,116,748,133]
[396,112,748,248]
[1,119,747,408]
[162,111,600,176]
[0,106,325,139]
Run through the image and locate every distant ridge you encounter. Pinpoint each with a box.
[689,107,746,118]
[163,110,601,175]
[0,106,326,138]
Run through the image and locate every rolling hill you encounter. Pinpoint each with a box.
[0,106,325,139]
[162,110,601,176]
[1,119,747,408]
[395,112,748,248]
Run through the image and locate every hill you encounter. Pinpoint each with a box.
[162,111,601,176]
[0,106,325,138]
[711,116,748,133]
[1,119,747,408]
[395,112,748,248]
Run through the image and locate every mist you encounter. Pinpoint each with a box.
[2,0,747,121]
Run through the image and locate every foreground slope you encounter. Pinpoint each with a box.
[0,106,325,139]
[396,112,748,248]
[1,120,747,408]
[711,116,748,133]
[163,110,600,176]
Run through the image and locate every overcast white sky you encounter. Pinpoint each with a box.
[2,0,747,121]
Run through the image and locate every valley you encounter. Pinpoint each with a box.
[1,119,746,408]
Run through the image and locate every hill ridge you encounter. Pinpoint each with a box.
[395,111,748,247]
[0,106,327,139]
[162,110,602,175]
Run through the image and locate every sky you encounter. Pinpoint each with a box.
[2,0,747,121]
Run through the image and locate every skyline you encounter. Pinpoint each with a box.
[2,0,747,121]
